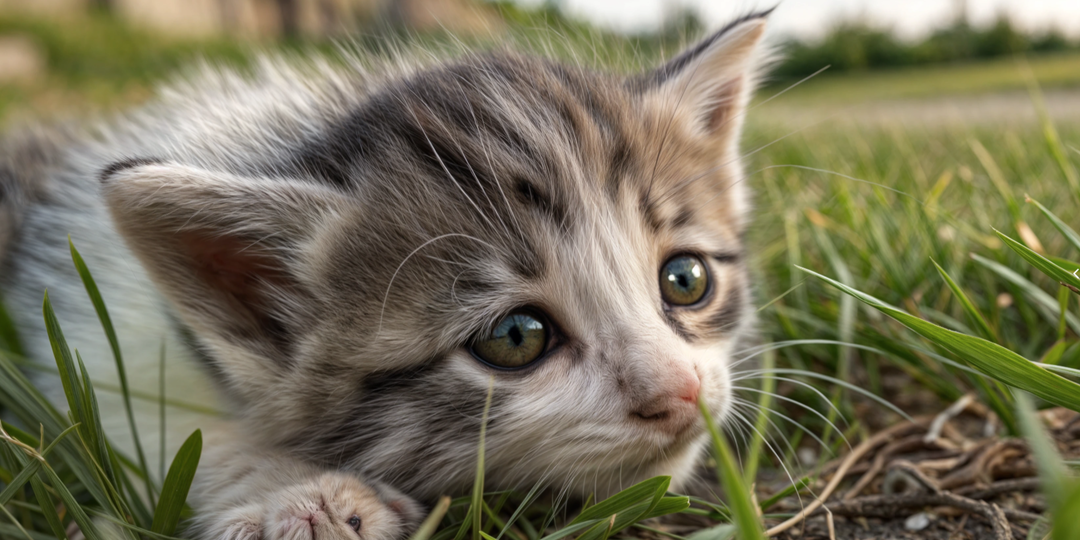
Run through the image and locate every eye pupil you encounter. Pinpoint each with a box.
[660,255,709,306]
[348,516,362,531]
[508,326,523,346]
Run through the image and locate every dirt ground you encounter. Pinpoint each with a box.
[661,398,1073,540]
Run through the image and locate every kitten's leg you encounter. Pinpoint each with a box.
[189,428,421,540]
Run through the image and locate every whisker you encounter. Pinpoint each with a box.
[732,388,848,451]
[736,368,912,422]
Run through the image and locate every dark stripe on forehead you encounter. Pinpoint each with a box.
[515,178,568,227]
[672,206,694,228]
[639,191,663,234]
[606,137,632,199]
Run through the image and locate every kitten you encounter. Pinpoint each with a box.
[0,10,771,538]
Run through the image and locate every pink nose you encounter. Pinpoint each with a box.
[631,370,702,433]
[677,375,701,404]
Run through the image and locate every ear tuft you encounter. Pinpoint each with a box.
[99,157,164,183]
[637,11,772,140]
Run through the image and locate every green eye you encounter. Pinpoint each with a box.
[660,255,709,306]
[471,311,548,368]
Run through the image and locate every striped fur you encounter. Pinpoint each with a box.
[0,12,772,539]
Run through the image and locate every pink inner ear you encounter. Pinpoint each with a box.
[178,231,288,313]
[705,78,743,133]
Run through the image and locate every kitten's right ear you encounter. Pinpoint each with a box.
[635,11,771,145]
[101,161,348,370]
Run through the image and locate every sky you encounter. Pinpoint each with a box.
[511,0,1080,40]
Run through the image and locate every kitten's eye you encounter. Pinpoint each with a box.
[660,255,709,306]
[348,515,362,532]
[471,311,548,369]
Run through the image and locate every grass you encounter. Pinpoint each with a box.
[2,6,1080,540]
[767,51,1080,104]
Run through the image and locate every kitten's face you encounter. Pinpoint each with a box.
[103,15,767,499]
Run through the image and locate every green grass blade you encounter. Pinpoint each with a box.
[42,291,89,437]
[1021,65,1080,205]
[151,429,202,535]
[639,496,690,519]
[1055,486,1080,540]
[35,456,104,540]
[932,259,997,342]
[699,396,764,540]
[971,254,1080,332]
[470,378,494,540]
[28,476,66,540]
[1014,392,1080,540]
[495,481,544,540]
[743,348,775,484]
[410,497,452,540]
[570,477,668,524]
[75,350,118,494]
[1016,393,1069,506]
[0,291,25,358]
[0,458,42,506]
[799,266,1080,413]
[70,239,155,505]
[994,229,1080,293]
[685,524,736,540]
[537,519,603,540]
[1026,197,1080,253]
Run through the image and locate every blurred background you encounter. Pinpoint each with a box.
[0,0,1076,125]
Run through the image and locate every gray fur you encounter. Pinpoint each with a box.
[0,13,771,538]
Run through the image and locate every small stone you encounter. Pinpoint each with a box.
[797,448,817,466]
[904,512,932,531]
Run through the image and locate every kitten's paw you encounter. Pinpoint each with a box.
[260,473,415,540]
[211,504,263,540]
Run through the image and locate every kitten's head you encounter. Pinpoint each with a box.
[102,13,770,499]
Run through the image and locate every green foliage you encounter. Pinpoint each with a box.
[775,16,1079,80]
[699,398,764,539]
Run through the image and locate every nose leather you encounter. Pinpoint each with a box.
[631,366,701,433]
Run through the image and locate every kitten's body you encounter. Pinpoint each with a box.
[0,14,770,539]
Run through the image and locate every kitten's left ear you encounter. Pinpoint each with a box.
[637,11,771,142]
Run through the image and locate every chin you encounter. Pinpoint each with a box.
[651,433,710,493]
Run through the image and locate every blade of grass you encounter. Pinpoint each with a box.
[70,239,155,506]
[409,496,451,540]
[932,259,997,342]
[151,429,202,536]
[1020,62,1080,205]
[469,378,495,540]
[743,348,775,484]
[994,229,1080,293]
[1014,392,1080,540]
[971,254,1080,332]
[0,292,25,358]
[799,266,1080,413]
[1026,197,1080,253]
[495,481,544,540]
[569,477,667,524]
[699,396,764,540]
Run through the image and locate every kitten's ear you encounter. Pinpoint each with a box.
[101,161,347,366]
[637,11,771,143]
